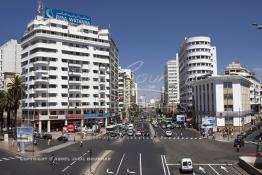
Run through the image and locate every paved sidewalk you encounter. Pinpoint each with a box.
[0,128,106,157]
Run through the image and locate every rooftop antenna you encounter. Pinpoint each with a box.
[37,0,43,16]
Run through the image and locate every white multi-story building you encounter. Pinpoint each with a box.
[178,36,217,108]
[225,61,261,113]
[21,13,119,132]
[192,75,251,132]
[164,57,180,111]
[0,39,21,88]
[138,96,147,109]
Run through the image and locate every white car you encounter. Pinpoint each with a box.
[127,130,133,136]
[180,158,193,173]
[165,130,172,137]
[87,128,93,135]
[135,131,142,137]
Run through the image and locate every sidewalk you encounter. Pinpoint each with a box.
[212,132,240,142]
[0,128,106,157]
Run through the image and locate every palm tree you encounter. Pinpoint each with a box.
[0,90,6,132]
[5,91,14,132]
[7,75,25,129]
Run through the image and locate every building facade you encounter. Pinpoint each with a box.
[0,39,21,88]
[192,75,251,133]
[20,14,119,132]
[178,36,217,108]
[225,61,261,113]
[164,57,180,113]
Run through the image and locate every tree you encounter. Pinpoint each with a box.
[7,75,25,129]
[0,90,6,131]
[5,91,14,132]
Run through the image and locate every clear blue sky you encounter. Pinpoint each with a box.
[1,0,262,99]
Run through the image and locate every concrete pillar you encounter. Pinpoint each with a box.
[105,118,108,128]
[47,120,51,133]
[38,121,42,133]
[81,119,84,127]
[65,120,68,126]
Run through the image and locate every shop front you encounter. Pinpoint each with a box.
[83,113,111,127]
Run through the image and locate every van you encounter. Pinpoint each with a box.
[180,158,193,173]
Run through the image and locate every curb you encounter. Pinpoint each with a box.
[83,150,112,175]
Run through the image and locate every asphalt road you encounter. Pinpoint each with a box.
[0,119,258,175]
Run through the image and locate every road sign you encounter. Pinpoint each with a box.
[16,127,33,143]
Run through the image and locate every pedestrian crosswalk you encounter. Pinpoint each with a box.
[107,136,204,140]
[0,156,22,162]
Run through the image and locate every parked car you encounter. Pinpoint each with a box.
[110,132,118,137]
[135,130,142,137]
[57,135,68,142]
[180,158,193,173]
[33,132,43,139]
[42,133,52,140]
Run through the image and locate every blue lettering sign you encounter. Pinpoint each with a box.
[44,8,91,25]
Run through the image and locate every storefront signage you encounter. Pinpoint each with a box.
[44,8,91,25]
[202,117,216,126]
[17,127,33,143]
[65,114,82,119]
[49,116,58,119]
[83,113,111,119]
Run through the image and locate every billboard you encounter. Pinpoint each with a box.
[202,117,216,126]
[176,115,185,122]
[83,113,111,119]
[17,127,33,143]
[44,8,91,25]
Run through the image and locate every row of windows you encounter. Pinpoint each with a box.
[186,41,210,46]
[23,102,109,108]
[21,29,108,45]
[187,70,213,75]
[27,93,110,98]
[187,63,213,67]
[22,39,57,50]
[187,48,211,53]
[27,84,109,90]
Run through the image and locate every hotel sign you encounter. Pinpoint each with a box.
[44,8,91,25]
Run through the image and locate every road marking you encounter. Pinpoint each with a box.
[163,155,171,175]
[106,168,114,174]
[116,153,125,175]
[167,163,233,166]
[199,166,206,174]
[9,157,15,160]
[139,153,142,175]
[127,168,136,174]
[209,164,220,175]
[161,155,167,175]
[221,166,228,173]
[62,165,70,172]
[0,159,3,161]
[2,158,9,160]
[70,161,76,166]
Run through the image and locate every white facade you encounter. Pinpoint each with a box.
[0,39,21,88]
[164,56,180,106]
[178,36,217,107]
[20,16,119,132]
[192,75,251,131]
[138,96,147,108]
[225,61,261,113]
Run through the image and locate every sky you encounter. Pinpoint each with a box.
[0,0,262,99]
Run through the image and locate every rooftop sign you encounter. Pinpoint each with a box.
[44,8,91,25]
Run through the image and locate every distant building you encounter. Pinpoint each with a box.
[192,75,251,132]
[138,96,147,109]
[225,61,261,113]
[164,57,179,113]
[178,36,217,108]
[0,39,21,88]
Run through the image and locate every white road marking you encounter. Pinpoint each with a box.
[167,163,233,166]
[70,161,76,166]
[0,159,3,161]
[209,164,220,175]
[9,157,15,160]
[199,166,206,174]
[139,153,142,175]
[2,158,9,160]
[62,165,70,172]
[161,155,167,175]
[163,155,171,175]
[127,168,136,174]
[116,153,125,175]
[106,168,114,174]
[221,166,229,173]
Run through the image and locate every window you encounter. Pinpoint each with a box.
[50,111,56,115]
[62,94,68,97]
[62,85,68,88]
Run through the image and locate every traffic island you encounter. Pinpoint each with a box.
[239,156,262,175]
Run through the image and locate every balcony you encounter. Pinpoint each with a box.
[34,96,48,101]
[69,80,81,84]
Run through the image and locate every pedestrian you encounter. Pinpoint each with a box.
[48,139,51,145]
[17,142,20,152]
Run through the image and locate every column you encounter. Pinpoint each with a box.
[38,121,42,133]
[81,119,84,131]
[47,120,51,133]
[105,118,108,127]
[65,119,68,126]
